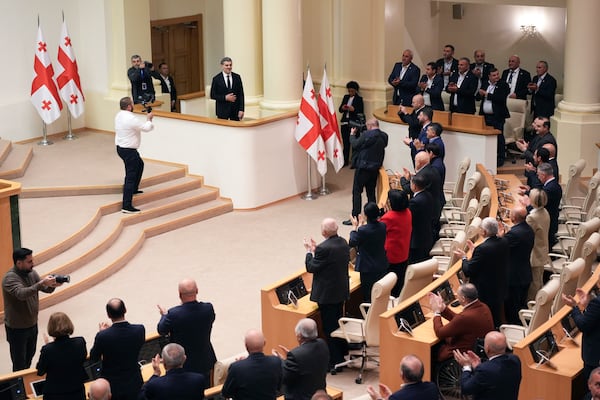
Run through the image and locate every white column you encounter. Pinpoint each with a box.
[260,0,303,110]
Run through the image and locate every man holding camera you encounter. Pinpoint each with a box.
[2,248,63,371]
[127,54,155,104]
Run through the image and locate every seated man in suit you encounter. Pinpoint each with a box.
[454,331,522,400]
[366,355,440,400]
[139,343,206,400]
[429,283,494,362]
[222,329,282,400]
[274,318,329,400]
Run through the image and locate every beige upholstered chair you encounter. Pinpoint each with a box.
[550,258,585,315]
[444,157,471,207]
[558,171,600,236]
[213,351,248,385]
[500,277,560,349]
[431,231,467,276]
[504,98,528,161]
[331,272,397,384]
[578,232,600,287]
[466,217,483,242]
[550,217,600,273]
[439,198,479,238]
[397,259,438,303]
[442,171,481,222]
[561,159,587,208]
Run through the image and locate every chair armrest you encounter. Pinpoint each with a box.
[527,301,536,309]
[335,317,366,342]
[359,303,371,320]
[499,324,526,350]
[518,309,534,328]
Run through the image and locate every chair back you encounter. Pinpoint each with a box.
[476,187,491,218]
[503,99,527,144]
[451,157,471,201]
[551,258,585,315]
[582,172,600,215]
[467,217,482,242]
[460,171,482,212]
[398,259,439,302]
[579,232,600,287]
[364,272,397,346]
[563,159,586,204]
[447,231,467,268]
[570,217,600,261]
[528,277,561,334]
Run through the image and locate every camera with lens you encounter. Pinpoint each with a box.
[53,274,71,284]
[348,113,367,134]
[139,93,155,113]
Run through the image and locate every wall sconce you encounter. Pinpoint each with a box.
[520,25,537,37]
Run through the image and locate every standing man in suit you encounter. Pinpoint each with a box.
[388,49,421,106]
[127,55,155,104]
[402,106,433,166]
[139,343,206,400]
[338,81,364,166]
[516,117,557,164]
[470,49,495,97]
[478,67,510,166]
[151,63,177,112]
[446,58,478,115]
[274,319,329,400]
[157,278,216,386]
[436,44,459,90]
[222,330,282,400]
[90,298,145,400]
[455,217,509,328]
[419,62,445,111]
[367,355,440,400]
[406,174,435,264]
[454,331,522,400]
[429,283,494,362]
[501,55,531,100]
[499,206,535,324]
[304,218,350,371]
[210,57,245,120]
[528,60,557,118]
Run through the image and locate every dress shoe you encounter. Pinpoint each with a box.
[121,206,141,214]
[134,190,144,195]
[342,219,352,226]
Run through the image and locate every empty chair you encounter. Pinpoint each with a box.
[397,259,439,303]
[549,217,600,273]
[442,171,481,224]
[550,258,585,315]
[439,198,479,238]
[558,171,600,233]
[561,159,587,209]
[330,272,397,384]
[578,232,600,287]
[431,231,467,276]
[504,98,528,162]
[444,157,471,207]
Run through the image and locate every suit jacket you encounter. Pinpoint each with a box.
[543,178,562,245]
[89,321,145,396]
[522,132,558,164]
[408,190,434,254]
[151,72,177,111]
[140,368,206,400]
[470,62,495,89]
[460,353,521,400]
[447,71,478,114]
[420,74,445,111]
[282,338,329,400]
[349,221,388,274]
[570,296,600,367]
[338,94,364,123]
[210,72,245,120]
[501,68,531,100]
[157,300,217,374]
[306,235,350,305]
[428,136,445,161]
[479,80,510,127]
[530,73,557,118]
[128,66,155,103]
[433,300,494,361]
[436,57,459,87]
[402,164,444,220]
[222,352,282,400]
[398,106,425,140]
[504,221,535,286]
[350,128,388,171]
[462,236,509,307]
[388,62,421,106]
[389,381,441,400]
[36,336,88,399]
[526,207,551,267]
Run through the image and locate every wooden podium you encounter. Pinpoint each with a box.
[0,179,22,313]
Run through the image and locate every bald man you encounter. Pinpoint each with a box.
[305,218,350,371]
[501,55,531,100]
[388,49,421,106]
[367,355,439,400]
[157,278,216,385]
[222,330,282,400]
[454,331,521,399]
[89,378,112,400]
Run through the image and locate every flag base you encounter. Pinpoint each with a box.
[37,138,53,146]
[63,132,78,140]
[301,191,318,200]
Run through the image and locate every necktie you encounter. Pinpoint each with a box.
[507,70,514,84]
[227,75,231,89]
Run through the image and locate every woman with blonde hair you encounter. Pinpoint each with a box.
[525,188,551,301]
[36,312,87,400]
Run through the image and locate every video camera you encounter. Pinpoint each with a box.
[139,93,155,113]
[348,113,367,134]
[52,274,70,284]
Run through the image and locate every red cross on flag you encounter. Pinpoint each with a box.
[295,68,327,176]
[318,67,344,172]
[31,24,63,124]
[55,19,85,118]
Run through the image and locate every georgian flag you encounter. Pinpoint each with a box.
[31,24,63,124]
[55,19,85,118]
[318,67,344,172]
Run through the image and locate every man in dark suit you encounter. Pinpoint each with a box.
[157,278,216,385]
[419,62,445,111]
[90,298,145,400]
[436,44,459,90]
[516,117,557,164]
[366,355,440,400]
[501,55,531,100]
[275,319,329,400]
[470,49,495,98]
[210,56,245,120]
[127,55,155,104]
[563,282,600,383]
[338,81,364,166]
[500,206,535,325]
[402,106,432,167]
[406,174,435,264]
[151,63,177,112]
[446,58,478,115]
[588,368,600,400]
[429,283,494,362]
[529,60,557,118]
[304,218,350,370]
[454,331,521,400]
[388,49,421,106]
[478,67,510,166]
[455,217,509,328]
[222,330,282,400]
[139,343,206,400]
[536,162,562,247]
[397,94,425,140]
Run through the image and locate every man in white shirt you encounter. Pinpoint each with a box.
[114,97,154,213]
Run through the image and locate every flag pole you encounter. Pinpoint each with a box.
[319,173,330,195]
[64,109,77,140]
[301,154,317,200]
[38,121,53,146]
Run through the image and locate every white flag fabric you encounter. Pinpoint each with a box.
[318,67,344,172]
[294,69,327,176]
[56,19,85,118]
[31,25,63,124]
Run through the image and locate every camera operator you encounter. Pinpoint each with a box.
[127,54,155,105]
[343,118,388,226]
